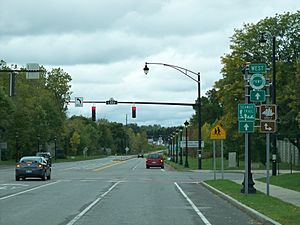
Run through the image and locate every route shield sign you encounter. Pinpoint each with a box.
[210,124,226,140]
[249,73,266,90]
[238,104,256,121]
[239,121,254,133]
[250,90,266,102]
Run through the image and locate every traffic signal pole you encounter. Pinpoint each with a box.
[241,65,256,194]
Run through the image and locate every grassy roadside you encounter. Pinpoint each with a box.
[205,179,300,225]
[256,173,300,192]
[165,156,300,171]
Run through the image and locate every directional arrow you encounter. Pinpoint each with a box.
[264,123,272,131]
[255,92,260,100]
[238,121,254,133]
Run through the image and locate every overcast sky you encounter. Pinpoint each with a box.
[1,0,299,127]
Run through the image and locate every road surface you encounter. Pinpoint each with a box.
[0,156,261,225]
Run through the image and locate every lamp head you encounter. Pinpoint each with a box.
[143,63,149,75]
[259,32,267,46]
[184,120,189,127]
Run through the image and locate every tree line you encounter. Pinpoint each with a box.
[0,66,171,160]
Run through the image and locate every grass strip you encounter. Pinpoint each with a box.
[256,173,300,192]
[205,179,300,225]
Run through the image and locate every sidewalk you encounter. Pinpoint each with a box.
[232,179,300,207]
[191,169,300,207]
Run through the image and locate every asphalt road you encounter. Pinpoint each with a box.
[0,156,262,225]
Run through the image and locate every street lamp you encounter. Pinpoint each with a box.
[170,134,174,161]
[54,137,57,161]
[173,131,177,162]
[184,120,189,168]
[37,135,40,152]
[179,126,183,165]
[259,32,277,176]
[144,62,202,169]
[15,132,19,162]
[175,129,179,164]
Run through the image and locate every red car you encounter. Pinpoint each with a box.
[146,153,164,169]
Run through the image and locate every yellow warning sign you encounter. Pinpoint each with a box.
[210,124,226,140]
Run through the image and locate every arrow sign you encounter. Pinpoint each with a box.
[75,97,83,107]
[264,123,272,131]
[238,121,254,133]
[260,121,276,133]
[250,90,266,102]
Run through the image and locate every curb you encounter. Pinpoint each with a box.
[201,181,282,225]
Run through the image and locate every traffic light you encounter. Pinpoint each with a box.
[132,106,136,118]
[92,106,96,121]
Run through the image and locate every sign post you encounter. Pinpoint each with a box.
[210,124,226,180]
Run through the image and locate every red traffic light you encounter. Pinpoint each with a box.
[92,106,96,121]
[132,106,136,118]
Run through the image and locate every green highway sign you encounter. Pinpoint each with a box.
[238,104,256,121]
[249,73,266,90]
[250,90,266,102]
[249,63,267,74]
[239,121,254,133]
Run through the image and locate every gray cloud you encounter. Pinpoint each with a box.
[1,0,299,126]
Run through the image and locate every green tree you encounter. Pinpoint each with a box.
[213,11,300,161]
[70,131,80,155]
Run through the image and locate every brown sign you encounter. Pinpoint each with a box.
[260,121,276,133]
[260,104,277,121]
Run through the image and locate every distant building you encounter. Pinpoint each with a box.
[148,138,154,144]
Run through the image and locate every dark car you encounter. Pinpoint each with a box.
[146,153,164,169]
[36,152,52,166]
[137,153,144,158]
[15,156,51,181]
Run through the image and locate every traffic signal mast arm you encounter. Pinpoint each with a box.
[70,100,195,106]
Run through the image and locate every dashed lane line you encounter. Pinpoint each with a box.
[66,181,122,225]
[0,181,61,201]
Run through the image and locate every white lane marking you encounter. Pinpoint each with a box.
[161,169,165,171]
[132,161,142,170]
[174,182,212,225]
[0,181,61,201]
[1,183,29,186]
[66,181,121,225]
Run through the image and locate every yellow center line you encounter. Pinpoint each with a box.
[93,160,128,171]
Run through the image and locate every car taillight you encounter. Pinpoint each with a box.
[160,159,164,163]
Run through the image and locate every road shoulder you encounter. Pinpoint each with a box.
[201,181,282,225]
